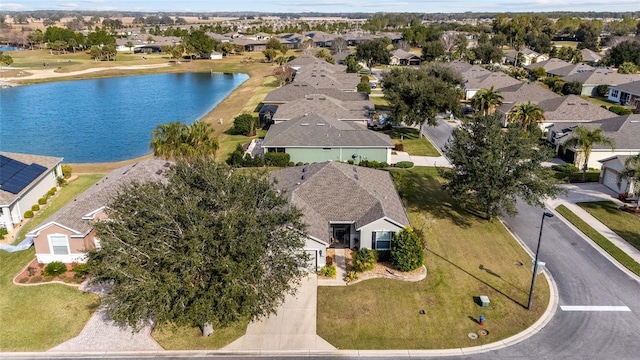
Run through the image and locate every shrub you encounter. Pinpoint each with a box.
[72,263,89,278]
[264,152,291,167]
[48,187,57,196]
[357,82,371,94]
[347,159,354,165]
[56,176,67,187]
[43,261,67,277]
[608,105,632,115]
[295,162,303,166]
[376,250,391,262]
[18,277,29,283]
[391,228,424,272]
[288,161,295,167]
[359,160,389,169]
[232,113,257,136]
[551,164,579,173]
[352,248,377,272]
[562,80,582,95]
[596,84,609,97]
[395,161,414,169]
[530,67,547,80]
[61,165,72,179]
[29,276,42,283]
[394,143,404,152]
[31,204,40,211]
[27,266,36,276]
[24,210,34,218]
[0,227,7,239]
[38,197,47,205]
[344,271,359,283]
[43,275,54,282]
[318,265,337,278]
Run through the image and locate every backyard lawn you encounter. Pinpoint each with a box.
[577,201,640,251]
[389,127,440,157]
[0,175,103,351]
[317,167,549,349]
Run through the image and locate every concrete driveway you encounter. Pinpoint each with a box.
[223,273,335,351]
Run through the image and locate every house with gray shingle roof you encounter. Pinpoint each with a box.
[1,152,62,233]
[599,155,637,194]
[538,95,615,125]
[390,49,421,66]
[27,158,169,263]
[262,113,394,164]
[463,72,522,99]
[270,161,410,268]
[580,48,603,65]
[562,70,640,96]
[272,94,374,125]
[607,80,640,109]
[496,82,560,126]
[547,114,640,169]
[503,48,548,66]
[262,83,368,105]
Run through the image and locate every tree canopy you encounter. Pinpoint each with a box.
[382,63,463,126]
[183,29,215,58]
[562,126,615,182]
[150,120,219,161]
[508,102,545,134]
[355,37,391,69]
[441,115,561,220]
[470,86,503,116]
[87,159,308,334]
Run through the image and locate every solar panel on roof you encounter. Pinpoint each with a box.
[0,157,48,195]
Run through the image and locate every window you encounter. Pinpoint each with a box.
[373,231,394,250]
[610,89,619,98]
[49,235,69,255]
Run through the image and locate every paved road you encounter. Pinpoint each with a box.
[421,116,457,154]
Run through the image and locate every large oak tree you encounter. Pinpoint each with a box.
[86,159,309,335]
[441,115,562,220]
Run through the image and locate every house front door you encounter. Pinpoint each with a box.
[331,224,350,248]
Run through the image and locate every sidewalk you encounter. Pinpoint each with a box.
[546,183,640,266]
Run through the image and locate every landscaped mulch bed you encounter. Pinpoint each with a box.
[14,258,86,286]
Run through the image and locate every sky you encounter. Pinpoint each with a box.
[1,0,639,13]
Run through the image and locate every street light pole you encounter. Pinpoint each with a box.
[528,211,554,310]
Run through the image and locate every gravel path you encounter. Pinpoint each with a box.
[2,63,170,81]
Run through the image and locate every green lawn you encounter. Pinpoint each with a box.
[556,205,640,276]
[317,167,549,349]
[580,96,618,108]
[371,96,390,108]
[152,320,248,350]
[388,127,440,157]
[0,175,103,351]
[577,201,640,251]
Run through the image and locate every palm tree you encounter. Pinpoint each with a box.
[562,126,615,182]
[509,102,545,133]
[150,121,188,160]
[150,121,218,161]
[186,120,219,159]
[617,154,640,209]
[470,86,503,116]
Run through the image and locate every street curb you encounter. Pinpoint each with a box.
[546,201,640,283]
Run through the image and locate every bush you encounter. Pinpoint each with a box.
[43,261,67,277]
[29,276,42,283]
[24,210,34,218]
[376,250,391,262]
[551,164,579,173]
[72,263,89,278]
[391,228,424,272]
[344,271,359,283]
[347,159,354,165]
[38,197,47,205]
[562,80,582,95]
[359,160,389,169]
[352,248,377,272]
[288,161,295,167]
[264,152,291,167]
[31,204,40,211]
[18,277,29,283]
[395,161,414,169]
[596,84,609,97]
[530,67,547,80]
[61,165,72,179]
[0,227,7,239]
[318,265,337,278]
[232,113,257,136]
[296,162,303,166]
[357,82,371,94]
[56,176,67,187]
[27,266,36,276]
[608,105,632,115]
[48,187,57,196]
[394,143,404,152]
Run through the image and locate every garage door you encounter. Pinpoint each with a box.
[603,169,621,193]
[305,250,317,271]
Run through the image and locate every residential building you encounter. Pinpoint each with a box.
[599,155,637,194]
[390,49,422,66]
[271,94,374,125]
[503,48,548,66]
[607,80,640,109]
[562,70,640,96]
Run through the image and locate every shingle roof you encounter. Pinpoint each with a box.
[272,94,374,121]
[580,48,603,63]
[496,82,560,114]
[262,113,394,148]
[465,72,522,91]
[562,70,640,85]
[548,63,596,77]
[269,162,410,242]
[28,159,170,236]
[292,72,359,91]
[263,83,368,104]
[538,95,615,122]
[551,115,640,150]
[391,49,420,60]
[0,152,63,206]
[612,80,640,96]
[526,58,572,72]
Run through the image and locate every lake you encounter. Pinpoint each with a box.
[0,72,248,162]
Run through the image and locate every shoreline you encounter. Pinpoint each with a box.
[3,57,273,173]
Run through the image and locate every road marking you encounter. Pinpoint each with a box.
[561,305,631,312]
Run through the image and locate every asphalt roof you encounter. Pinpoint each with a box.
[263,83,368,104]
[562,70,640,85]
[612,80,640,96]
[27,159,170,237]
[538,95,616,122]
[465,72,522,91]
[272,94,374,121]
[262,113,394,148]
[0,152,63,207]
[550,114,640,150]
[269,161,410,242]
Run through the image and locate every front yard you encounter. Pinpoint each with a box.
[577,201,640,251]
[317,167,549,349]
[388,128,440,157]
[0,175,103,351]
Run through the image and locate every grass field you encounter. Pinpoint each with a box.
[556,205,640,276]
[0,175,103,351]
[577,201,640,251]
[389,127,440,156]
[152,320,248,350]
[580,96,618,108]
[317,167,549,349]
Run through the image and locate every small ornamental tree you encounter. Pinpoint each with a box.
[352,248,377,272]
[390,228,424,272]
[232,114,256,136]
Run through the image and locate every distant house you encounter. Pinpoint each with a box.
[538,95,615,126]
[270,161,411,269]
[526,58,595,77]
[271,94,374,125]
[134,45,162,54]
[262,113,394,164]
[27,159,169,263]
[496,82,560,126]
[463,72,522,99]
[503,48,548,66]
[390,49,421,66]
[262,83,368,106]
[580,48,603,65]
[562,70,640,96]
[209,51,223,60]
[599,155,637,195]
[0,152,63,232]
[607,80,640,109]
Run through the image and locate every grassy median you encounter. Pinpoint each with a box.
[317,167,549,349]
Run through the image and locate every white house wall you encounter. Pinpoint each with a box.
[585,150,639,170]
[304,237,327,269]
[357,218,405,250]
[9,164,60,229]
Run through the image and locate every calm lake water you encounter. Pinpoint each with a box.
[0,72,248,162]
